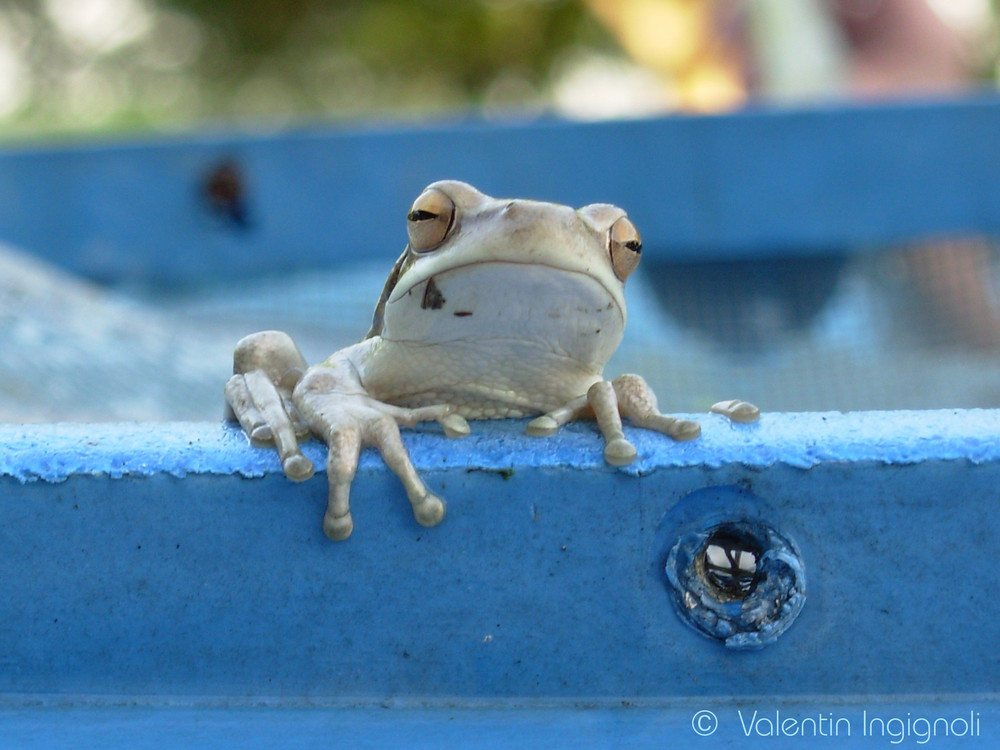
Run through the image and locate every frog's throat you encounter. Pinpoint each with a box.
[387,259,627,325]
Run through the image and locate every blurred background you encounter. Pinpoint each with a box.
[2,0,1000,421]
[0,0,997,137]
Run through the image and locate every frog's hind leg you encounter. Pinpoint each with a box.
[612,374,703,442]
[586,381,639,466]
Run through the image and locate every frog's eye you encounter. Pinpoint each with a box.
[609,216,642,280]
[407,188,456,252]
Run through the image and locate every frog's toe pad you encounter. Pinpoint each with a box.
[413,494,446,528]
[441,414,471,438]
[670,419,702,441]
[323,511,354,541]
[250,423,273,441]
[710,400,760,424]
[604,437,637,467]
[283,454,315,482]
[525,415,559,437]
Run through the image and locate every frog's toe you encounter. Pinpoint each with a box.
[710,399,760,424]
[669,419,702,441]
[282,453,315,482]
[249,423,273,441]
[412,493,446,528]
[440,413,471,438]
[525,415,559,437]
[604,436,637,467]
[323,511,354,541]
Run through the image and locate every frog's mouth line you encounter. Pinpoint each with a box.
[390,259,626,316]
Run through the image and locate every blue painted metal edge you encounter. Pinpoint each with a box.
[0,698,998,750]
[2,95,999,282]
[2,411,998,702]
[3,409,1000,483]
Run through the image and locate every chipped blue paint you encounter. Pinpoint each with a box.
[3,410,1000,483]
[663,490,807,650]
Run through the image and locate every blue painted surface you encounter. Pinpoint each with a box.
[1,412,998,702]
[5,410,1000,482]
[1,96,999,282]
[1,700,997,749]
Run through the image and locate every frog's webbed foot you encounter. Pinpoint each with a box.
[312,414,447,542]
[225,331,315,481]
[525,387,637,465]
[526,374,700,467]
[592,375,703,466]
[294,366,469,540]
[526,374,758,467]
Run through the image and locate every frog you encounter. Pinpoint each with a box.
[225,181,758,540]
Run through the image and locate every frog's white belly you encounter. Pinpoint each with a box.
[360,337,605,417]
[356,262,625,418]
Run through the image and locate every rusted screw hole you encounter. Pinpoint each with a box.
[662,489,806,649]
[699,526,763,601]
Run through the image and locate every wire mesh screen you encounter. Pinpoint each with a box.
[2,236,999,422]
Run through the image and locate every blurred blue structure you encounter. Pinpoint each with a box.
[1,97,999,282]
[1,97,999,747]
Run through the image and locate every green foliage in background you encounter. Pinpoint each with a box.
[0,0,613,138]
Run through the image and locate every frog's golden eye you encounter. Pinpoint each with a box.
[407,188,455,252]
[609,216,642,280]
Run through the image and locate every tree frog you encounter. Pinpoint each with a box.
[226,181,758,540]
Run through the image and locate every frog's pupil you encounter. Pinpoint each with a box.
[626,241,642,254]
[408,210,438,222]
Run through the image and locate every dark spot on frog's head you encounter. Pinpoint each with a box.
[454,311,473,317]
[421,277,446,310]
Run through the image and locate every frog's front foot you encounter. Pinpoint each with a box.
[527,374,758,467]
[293,365,465,540]
[226,333,466,541]
[225,331,316,481]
